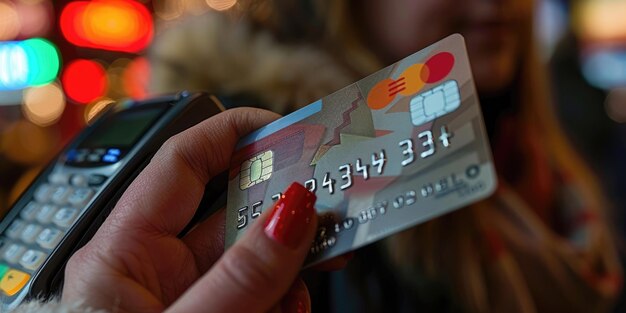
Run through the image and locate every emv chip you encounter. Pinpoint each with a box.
[409,80,460,126]
[239,150,273,190]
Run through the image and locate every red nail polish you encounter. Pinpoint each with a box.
[264,182,316,249]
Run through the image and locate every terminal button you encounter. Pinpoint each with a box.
[19,250,47,271]
[87,174,107,187]
[20,202,39,221]
[49,173,70,185]
[36,228,64,250]
[0,269,30,296]
[67,188,94,207]
[33,184,53,203]
[35,204,58,224]
[0,264,8,278]
[107,148,121,156]
[3,244,25,264]
[70,174,88,187]
[102,154,118,163]
[53,208,79,228]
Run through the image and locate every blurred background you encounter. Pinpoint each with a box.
[0,0,239,211]
[1,0,626,310]
[0,0,625,257]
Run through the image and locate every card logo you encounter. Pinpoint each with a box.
[367,52,455,110]
[409,80,461,126]
[239,150,273,190]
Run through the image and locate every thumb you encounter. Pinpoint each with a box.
[167,183,317,313]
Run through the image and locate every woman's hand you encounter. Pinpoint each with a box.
[62,108,327,313]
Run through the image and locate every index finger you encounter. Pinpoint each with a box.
[103,107,281,236]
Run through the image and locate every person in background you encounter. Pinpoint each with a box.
[150,0,622,312]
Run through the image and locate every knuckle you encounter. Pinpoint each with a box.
[65,245,93,279]
[159,131,210,183]
[160,133,185,156]
[67,246,89,269]
[217,245,276,295]
[65,250,81,273]
[158,135,184,164]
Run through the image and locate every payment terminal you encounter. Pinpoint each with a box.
[0,92,225,309]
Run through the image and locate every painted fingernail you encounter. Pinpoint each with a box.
[264,182,316,249]
[280,279,311,313]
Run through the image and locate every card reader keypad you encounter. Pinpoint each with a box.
[0,173,101,297]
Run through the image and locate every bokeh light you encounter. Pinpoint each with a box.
[0,42,27,90]
[22,82,65,126]
[16,0,48,5]
[123,56,150,99]
[206,0,237,11]
[62,59,108,104]
[581,50,626,90]
[85,98,115,124]
[106,58,131,99]
[1,120,55,165]
[14,0,52,38]
[21,38,60,85]
[154,0,184,20]
[605,87,626,123]
[184,0,209,15]
[0,1,21,40]
[60,0,154,53]
[576,0,626,41]
[0,38,60,90]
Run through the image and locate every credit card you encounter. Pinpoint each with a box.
[225,34,497,267]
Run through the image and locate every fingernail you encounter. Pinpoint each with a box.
[280,279,311,313]
[264,182,316,249]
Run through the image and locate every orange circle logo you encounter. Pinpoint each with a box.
[367,52,455,110]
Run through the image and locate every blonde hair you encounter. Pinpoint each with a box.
[243,0,609,213]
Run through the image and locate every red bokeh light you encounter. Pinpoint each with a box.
[60,0,153,53]
[62,59,108,104]
[123,57,150,100]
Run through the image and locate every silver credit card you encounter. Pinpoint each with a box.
[225,34,497,267]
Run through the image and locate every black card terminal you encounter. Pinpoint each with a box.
[0,92,225,309]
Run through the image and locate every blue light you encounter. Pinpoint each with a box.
[0,39,61,91]
[0,42,28,90]
[582,49,626,90]
[102,155,118,163]
[107,148,121,156]
[66,150,77,161]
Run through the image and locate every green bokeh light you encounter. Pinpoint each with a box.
[0,38,60,90]
[23,38,60,86]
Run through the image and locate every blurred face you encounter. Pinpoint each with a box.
[360,0,531,95]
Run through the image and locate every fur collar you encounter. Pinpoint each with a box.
[11,299,106,313]
[150,12,355,113]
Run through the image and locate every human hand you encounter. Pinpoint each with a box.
[62,108,337,313]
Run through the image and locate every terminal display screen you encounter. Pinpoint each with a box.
[79,105,168,149]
